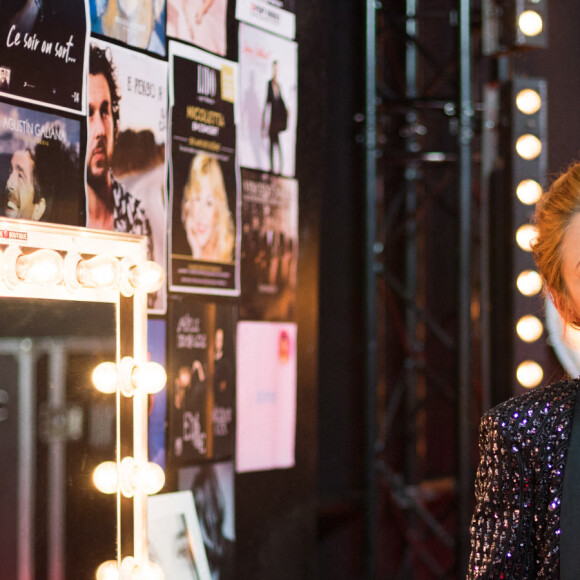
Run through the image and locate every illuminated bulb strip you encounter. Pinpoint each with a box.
[119,457,165,498]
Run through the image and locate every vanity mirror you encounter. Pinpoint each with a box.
[0,218,166,580]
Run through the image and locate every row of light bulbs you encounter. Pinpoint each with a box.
[0,244,164,295]
[512,85,545,389]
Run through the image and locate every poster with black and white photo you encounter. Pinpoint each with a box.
[0,0,89,114]
[0,102,83,225]
[236,0,296,40]
[89,0,166,56]
[178,461,235,580]
[238,23,297,177]
[87,38,168,312]
[167,0,228,57]
[240,169,298,321]
[169,41,240,296]
[168,296,236,465]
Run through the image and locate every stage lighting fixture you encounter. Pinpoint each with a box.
[482,0,548,55]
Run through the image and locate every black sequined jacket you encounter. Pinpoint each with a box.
[467,378,580,579]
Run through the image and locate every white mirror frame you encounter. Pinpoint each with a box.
[0,218,162,579]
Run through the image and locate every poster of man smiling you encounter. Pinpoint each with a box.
[0,0,89,114]
[0,101,83,225]
[167,296,237,465]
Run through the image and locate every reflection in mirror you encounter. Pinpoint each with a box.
[0,298,116,579]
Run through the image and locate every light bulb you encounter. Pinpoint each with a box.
[516,89,542,115]
[119,457,165,498]
[516,360,543,388]
[93,461,119,494]
[516,134,542,160]
[518,10,543,37]
[515,224,538,252]
[516,179,542,205]
[96,560,119,580]
[129,261,165,294]
[517,270,542,296]
[516,315,543,343]
[76,255,121,288]
[15,249,63,285]
[132,362,167,394]
[119,558,164,580]
[92,362,118,394]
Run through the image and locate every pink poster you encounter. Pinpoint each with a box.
[236,321,297,472]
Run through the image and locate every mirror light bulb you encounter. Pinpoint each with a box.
[15,249,63,285]
[516,179,542,205]
[518,10,543,37]
[92,362,118,394]
[93,461,119,494]
[96,560,119,580]
[515,224,537,252]
[517,270,542,296]
[129,261,165,294]
[120,457,165,498]
[119,558,164,580]
[516,315,543,343]
[516,89,542,115]
[516,360,543,389]
[516,134,542,160]
[77,255,120,288]
[132,362,167,394]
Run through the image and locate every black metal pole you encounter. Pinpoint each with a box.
[365,0,378,578]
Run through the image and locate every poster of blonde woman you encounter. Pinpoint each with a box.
[169,41,240,296]
[167,0,228,57]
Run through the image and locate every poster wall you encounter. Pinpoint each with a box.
[0,0,89,114]
[87,38,168,311]
[238,23,297,177]
[167,0,229,57]
[236,320,297,473]
[148,318,167,469]
[169,41,240,296]
[88,0,166,56]
[240,169,298,321]
[168,296,237,464]
[0,102,83,225]
[235,0,296,40]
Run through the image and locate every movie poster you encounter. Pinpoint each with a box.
[168,296,236,464]
[167,0,228,57]
[0,0,89,114]
[236,0,296,40]
[148,318,167,469]
[179,461,236,580]
[87,38,168,313]
[240,169,298,321]
[0,102,83,225]
[169,41,240,296]
[238,23,297,177]
[236,321,296,473]
[88,0,166,56]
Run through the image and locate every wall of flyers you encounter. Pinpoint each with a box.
[0,0,300,576]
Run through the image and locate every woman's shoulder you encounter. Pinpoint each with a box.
[484,379,580,423]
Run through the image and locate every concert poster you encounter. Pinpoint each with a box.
[0,101,84,225]
[88,0,166,56]
[0,0,89,114]
[167,296,237,465]
[238,23,297,177]
[169,41,240,296]
[240,168,298,321]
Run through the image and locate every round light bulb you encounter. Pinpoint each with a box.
[132,362,167,394]
[76,255,120,288]
[517,270,542,296]
[516,179,542,205]
[515,224,538,252]
[516,360,543,389]
[129,261,165,294]
[96,560,119,580]
[516,134,542,160]
[93,461,119,495]
[516,315,543,343]
[518,10,543,37]
[119,558,164,580]
[15,249,63,285]
[119,457,165,497]
[92,362,118,394]
[516,89,542,115]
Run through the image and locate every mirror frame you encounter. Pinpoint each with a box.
[0,217,158,578]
